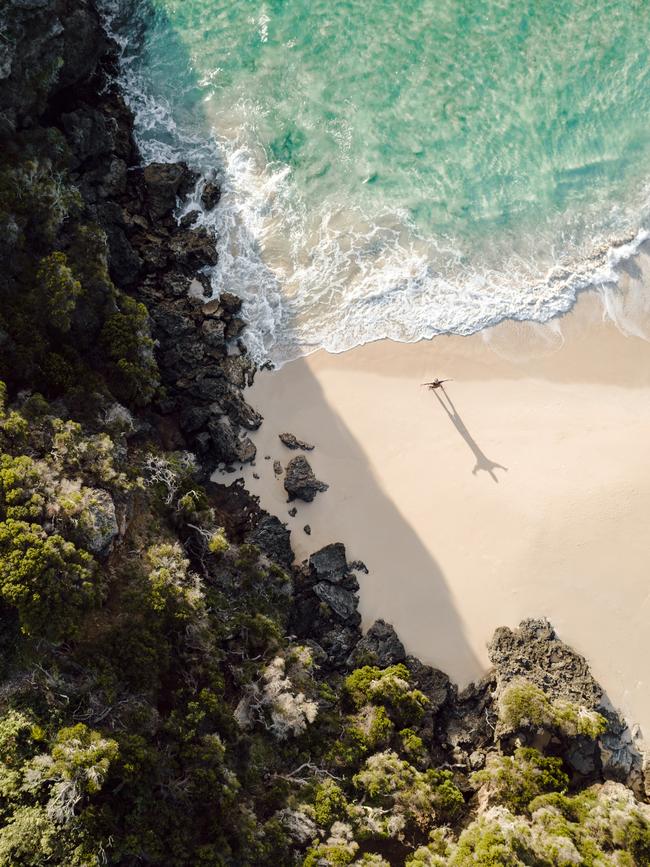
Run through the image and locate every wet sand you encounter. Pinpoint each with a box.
[228,267,650,739]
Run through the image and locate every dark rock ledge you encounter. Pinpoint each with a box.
[8,2,265,472]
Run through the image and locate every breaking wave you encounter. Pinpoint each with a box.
[100,0,650,367]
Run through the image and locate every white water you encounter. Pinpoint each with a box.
[101,0,650,367]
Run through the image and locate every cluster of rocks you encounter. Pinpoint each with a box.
[127,163,262,467]
[488,619,646,793]
[105,154,263,467]
[279,535,647,794]
[289,542,362,668]
[5,0,264,471]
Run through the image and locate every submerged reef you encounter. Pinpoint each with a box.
[0,1,648,865]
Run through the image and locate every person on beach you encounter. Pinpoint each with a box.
[421,378,452,390]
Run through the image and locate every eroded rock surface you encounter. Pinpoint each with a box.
[279,432,314,451]
[347,619,406,668]
[488,618,602,708]
[284,456,328,502]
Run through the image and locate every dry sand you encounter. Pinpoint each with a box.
[226,264,650,739]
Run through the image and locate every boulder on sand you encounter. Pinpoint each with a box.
[279,432,314,451]
[284,456,328,502]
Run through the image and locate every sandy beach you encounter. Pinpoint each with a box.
[230,262,650,740]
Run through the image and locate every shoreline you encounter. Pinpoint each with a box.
[2,2,650,861]
[236,273,650,741]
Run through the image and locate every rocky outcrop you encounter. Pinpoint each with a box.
[309,542,348,584]
[142,162,197,220]
[284,456,328,502]
[488,618,602,708]
[313,581,360,621]
[99,155,262,468]
[347,619,406,668]
[290,542,362,670]
[246,515,293,570]
[201,179,221,210]
[488,619,645,792]
[279,432,314,451]
[2,0,262,472]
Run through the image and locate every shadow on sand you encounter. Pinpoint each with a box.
[127,0,488,684]
[238,358,484,683]
[432,387,508,483]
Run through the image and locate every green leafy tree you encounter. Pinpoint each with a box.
[0,520,96,639]
[101,295,159,406]
[36,252,83,333]
[0,455,45,522]
[472,747,569,814]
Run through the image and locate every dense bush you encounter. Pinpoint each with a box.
[498,680,608,739]
[0,520,97,640]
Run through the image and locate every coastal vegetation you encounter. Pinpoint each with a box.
[0,1,648,865]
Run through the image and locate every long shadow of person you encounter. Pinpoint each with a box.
[432,388,508,483]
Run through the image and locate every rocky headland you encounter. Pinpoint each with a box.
[0,1,648,865]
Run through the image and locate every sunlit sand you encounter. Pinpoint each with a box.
[235,258,650,744]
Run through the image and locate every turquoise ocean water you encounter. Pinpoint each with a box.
[104,0,650,364]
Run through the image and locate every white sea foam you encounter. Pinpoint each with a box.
[99,0,650,369]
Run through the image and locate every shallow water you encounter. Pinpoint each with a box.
[105,0,650,364]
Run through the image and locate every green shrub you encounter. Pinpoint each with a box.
[498,680,607,739]
[0,455,45,522]
[208,528,229,555]
[0,519,97,640]
[353,751,464,835]
[37,252,83,332]
[345,665,428,725]
[399,728,426,763]
[472,747,569,814]
[313,779,349,828]
[101,295,159,406]
[450,812,536,866]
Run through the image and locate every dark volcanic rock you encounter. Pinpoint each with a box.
[225,316,246,340]
[313,582,360,623]
[488,618,603,708]
[309,542,348,584]
[279,432,315,451]
[59,3,109,90]
[348,619,405,668]
[143,162,197,220]
[247,515,293,569]
[439,677,496,770]
[168,226,218,270]
[405,656,451,716]
[284,456,328,502]
[201,180,221,210]
[219,292,242,314]
[180,210,200,228]
[320,625,362,670]
[61,106,116,167]
[207,416,255,465]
